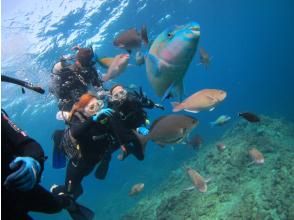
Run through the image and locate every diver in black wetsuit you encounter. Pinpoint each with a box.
[108,84,164,160]
[51,93,117,200]
[49,46,105,111]
[1,76,94,220]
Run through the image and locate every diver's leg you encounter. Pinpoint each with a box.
[127,134,144,160]
[95,151,111,179]
[65,159,96,200]
[2,189,33,219]
[26,185,66,214]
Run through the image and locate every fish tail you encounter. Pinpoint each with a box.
[171,102,182,112]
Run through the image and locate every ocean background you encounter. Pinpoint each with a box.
[1,0,294,219]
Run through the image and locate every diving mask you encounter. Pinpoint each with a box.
[84,99,104,116]
[111,89,127,101]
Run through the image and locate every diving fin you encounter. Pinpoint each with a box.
[67,202,95,220]
[52,130,66,169]
[53,145,66,169]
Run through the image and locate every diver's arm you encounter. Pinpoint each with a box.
[91,68,103,88]
[1,112,46,178]
[140,97,156,109]
[132,88,164,109]
[69,116,94,139]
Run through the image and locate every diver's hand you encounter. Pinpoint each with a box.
[4,157,41,191]
[92,108,114,122]
[136,127,149,136]
[154,103,165,110]
[96,90,110,100]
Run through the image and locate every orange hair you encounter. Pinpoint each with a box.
[68,93,97,121]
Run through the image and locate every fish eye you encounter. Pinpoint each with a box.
[167,32,173,39]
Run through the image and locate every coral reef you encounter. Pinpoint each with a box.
[122,115,294,220]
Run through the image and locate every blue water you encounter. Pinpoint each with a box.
[2,0,294,219]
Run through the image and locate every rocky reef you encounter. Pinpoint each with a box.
[122,115,294,220]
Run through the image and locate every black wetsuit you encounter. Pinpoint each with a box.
[50,62,103,111]
[108,92,155,160]
[109,92,155,129]
[60,111,116,199]
[1,110,69,220]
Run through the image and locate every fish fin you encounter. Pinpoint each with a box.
[141,25,149,45]
[174,81,184,101]
[209,107,215,111]
[183,186,195,191]
[155,141,165,148]
[205,95,217,103]
[97,57,113,69]
[127,49,132,54]
[102,74,108,82]
[184,109,199,113]
[171,102,182,112]
[161,82,177,102]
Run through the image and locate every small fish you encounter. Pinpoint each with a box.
[97,57,115,69]
[102,54,130,82]
[248,148,264,165]
[239,112,260,123]
[198,47,212,69]
[187,134,203,149]
[21,87,25,94]
[113,26,148,53]
[216,142,226,151]
[210,115,231,126]
[135,51,145,65]
[171,89,227,113]
[128,183,145,196]
[186,167,209,193]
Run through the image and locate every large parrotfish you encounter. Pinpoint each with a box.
[145,22,200,101]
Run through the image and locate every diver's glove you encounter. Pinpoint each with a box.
[136,127,149,136]
[4,157,41,191]
[92,108,114,122]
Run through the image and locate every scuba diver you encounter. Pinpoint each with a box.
[49,46,106,111]
[1,75,94,220]
[108,84,164,160]
[51,93,118,200]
